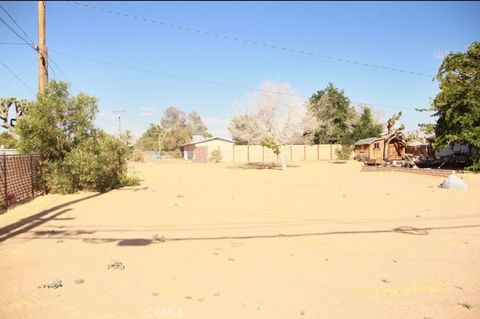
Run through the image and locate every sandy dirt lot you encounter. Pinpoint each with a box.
[0,160,479,319]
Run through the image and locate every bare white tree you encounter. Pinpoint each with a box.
[229,81,315,170]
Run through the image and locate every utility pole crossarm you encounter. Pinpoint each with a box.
[112,110,126,135]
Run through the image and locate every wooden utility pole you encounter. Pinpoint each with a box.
[37,1,48,93]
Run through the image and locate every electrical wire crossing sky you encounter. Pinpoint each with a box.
[1,1,479,138]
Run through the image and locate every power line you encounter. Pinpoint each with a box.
[71,1,434,78]
[0,42,31,45]
[48,55,69,81]
[51,49,418,111]
[0,15,34,48]
[0,59,36,91]
[0,3,35,47]
[0,59,35,94]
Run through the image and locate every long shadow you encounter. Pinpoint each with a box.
[166,224,480,241]
[228,162,301,170]
[24,224,480,246]
[0,192,103,243]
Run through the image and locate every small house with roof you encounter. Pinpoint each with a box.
[179,136,234,162]
[354,135,405,163]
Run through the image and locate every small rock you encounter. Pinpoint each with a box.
[439,174,468,190]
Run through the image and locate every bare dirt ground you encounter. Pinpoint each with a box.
[0,160,479,319]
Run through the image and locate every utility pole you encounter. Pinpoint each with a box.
[112,110,126,135]
[37,1,48,93]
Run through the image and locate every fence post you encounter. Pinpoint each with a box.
[232,144,235,163]
[304,144,306,161]
[317,144,320,161]
[30,154,34,197]
[290,145,293,161]
[330,144,333,160]
[262,145,264,162]
[3,155,7,208]
[247,145,250,162]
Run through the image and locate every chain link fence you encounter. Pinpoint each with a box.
[0,154,43,210]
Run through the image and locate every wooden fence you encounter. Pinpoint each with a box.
[0,154,42,209]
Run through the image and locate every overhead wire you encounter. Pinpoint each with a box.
[51,49,419,111]
[0,59,36,91]
[0,58,35,94]
[0,3,36,47]
[71,1,435,78]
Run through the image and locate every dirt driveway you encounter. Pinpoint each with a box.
[0,160,479,319]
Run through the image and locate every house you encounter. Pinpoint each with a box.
[179,136,235,162]
[405,139,434,161]
[354,135,405,163]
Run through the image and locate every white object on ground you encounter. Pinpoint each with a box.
[438,174,468,191]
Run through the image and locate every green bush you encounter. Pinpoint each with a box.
[41,132,131,193]
[16,81,134,194]
[335,144,353,160]
[466,157,480,172]
[0,132,17,149]
[210,149,222,163]
[120,175,141,187]
[131,149,144,162]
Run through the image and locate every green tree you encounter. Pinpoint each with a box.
[160,106,192,151]
[16,81,134,193]
[348,106,384,144]
[135,124,164,152]
[0,131,17,149]
[307,83,356,144]
[16,81,97,161]
[429,42,480,154]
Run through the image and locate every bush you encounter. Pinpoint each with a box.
[169,149,183,159]
[131,149,144,162]
[210,149,222,163]
[43,132,132,194]
[120,175,141,187]
[335,144,353,160]
[15,81,134,194]
[466,157,480,172]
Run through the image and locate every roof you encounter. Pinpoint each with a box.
[180,136,235,147]
[354,137,383,146]
[406,140,430,147]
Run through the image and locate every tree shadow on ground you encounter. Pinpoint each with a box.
[116,186,149,192]
[229,162,301,170]
[0,192,103,243]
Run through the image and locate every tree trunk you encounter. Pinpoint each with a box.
[279,152,286,170]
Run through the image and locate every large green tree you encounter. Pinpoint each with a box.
[348,106,384,143]
[430,42,480,153]
[16,81,134,193]
[307,83,356,144]
[16,81,97,161]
